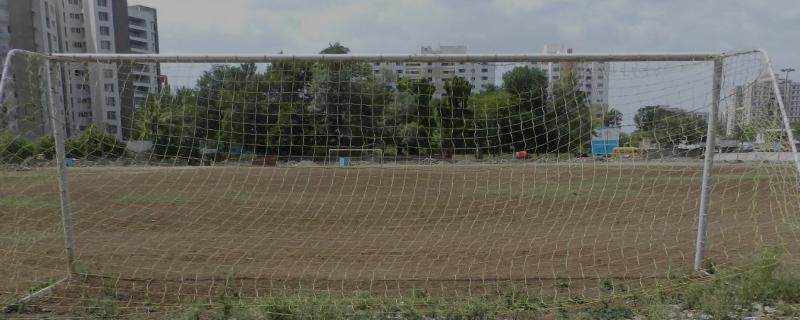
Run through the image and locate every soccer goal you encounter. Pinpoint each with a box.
[1,49,799,316]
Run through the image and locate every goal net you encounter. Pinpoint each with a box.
[1,49,799,317]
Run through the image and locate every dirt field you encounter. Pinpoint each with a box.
[1,162,799,313]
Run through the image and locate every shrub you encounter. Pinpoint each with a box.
[0,132,34,164]
[36,135,56,160]
[65,126,125,160]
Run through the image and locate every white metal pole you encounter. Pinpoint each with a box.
[45,59,77,275]
[0,50,18,101]
[694,59,723,272]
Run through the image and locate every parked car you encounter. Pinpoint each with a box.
[740,142,754,153]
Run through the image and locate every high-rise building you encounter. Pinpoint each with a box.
[728,74,800,135]
[126,5,159,110]
[371,45,497,97]
[0,0,65,139]
[0,0,160,139]
[528,44,610,106]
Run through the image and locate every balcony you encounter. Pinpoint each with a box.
[129,40,149,52]
[129,17,146,29]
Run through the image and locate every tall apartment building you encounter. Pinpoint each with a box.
[371,45,497,97]
[0,0,65,139]
[0,0,160,139]
[727,74,800,135]
[528,44,610,106]
[126,5,159,110]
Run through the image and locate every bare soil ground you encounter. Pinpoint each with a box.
[1,162,799,316]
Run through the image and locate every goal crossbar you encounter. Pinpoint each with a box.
[44,51,740,64]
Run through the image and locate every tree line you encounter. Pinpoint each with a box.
[130,43,594,159]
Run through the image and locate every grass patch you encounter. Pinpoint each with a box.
[0,196,59,209]
[170,247,800,320]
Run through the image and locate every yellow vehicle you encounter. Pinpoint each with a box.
[611,147,641,159]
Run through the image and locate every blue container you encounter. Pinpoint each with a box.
[338,157,351,167]
[65,158,74,167]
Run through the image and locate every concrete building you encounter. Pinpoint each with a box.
[0,0,65,139]
[126,5,159,110]
[528,44,610,106]
[371,45,497,97]
[727,74,800,136]
[0,0,160,139]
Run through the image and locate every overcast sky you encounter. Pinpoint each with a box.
[126,0,799,128]
[126,0,797,69]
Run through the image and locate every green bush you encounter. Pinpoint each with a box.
[65,126,125,160]
[0,132,34,164]
[36,135,56,160]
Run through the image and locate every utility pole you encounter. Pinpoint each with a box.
[781,68,795,105]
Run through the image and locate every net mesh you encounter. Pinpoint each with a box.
[1,50,799,317]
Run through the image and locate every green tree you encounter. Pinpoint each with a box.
[540,71,593,153]
[35,135,55,160]
[470,90,517,155]
[320,42,350,54]
[502,66,548,110]
[605,108,623,127]
[133,88,200,158]
[633,106,707,146]
[309,43,392,151]
[436,77,474,155]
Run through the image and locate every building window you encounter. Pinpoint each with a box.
[103,69,114,78]
[69,13,83,20]
[104,83,114,92]
[73,70,85,77]
[98,12,109,22]
[106,125,118,135]
[106,97,116,106]
[100,26,110,36]
[100,41,111,50]
[107,111,116,120]
[396,70,403,74]
[73,42,84,49]
[458,69,465,73]
[78,111,91,117]
[427,69,432,74]
[481,68,488,72]
[481,76,488,80]
[97,0,108,6]
[68,0,80,5]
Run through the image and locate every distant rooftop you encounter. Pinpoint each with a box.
[420,45,467,54]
